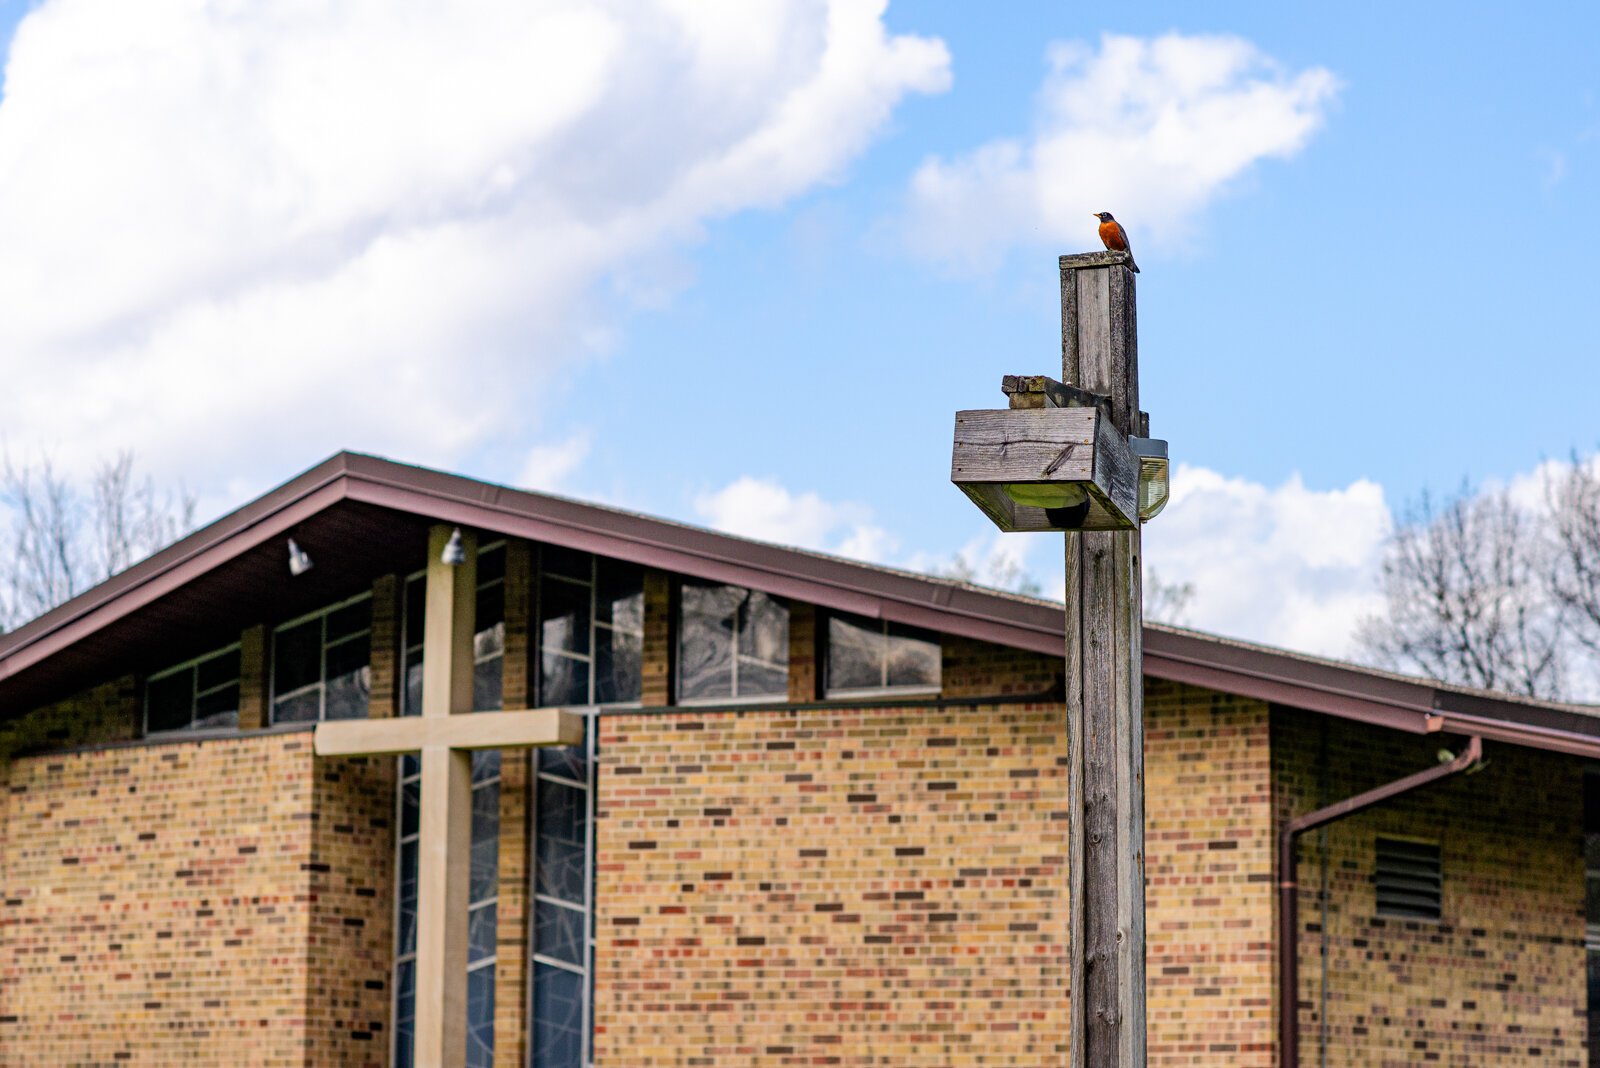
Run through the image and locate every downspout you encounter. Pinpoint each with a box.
[1278,735,1483,1068]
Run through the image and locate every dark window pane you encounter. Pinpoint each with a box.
[678,582,739,701]
[594,627,641,705]
[536,898,585,966]
[540,653,589,708]
[326,631,370,679]
[394,960,416,1068]
[538,725,588,782]
[404,576,426,648]
[595,562,643,630]
[472,748,501,784]
[273,690,320,724]
[469,902,497,965]
[478,544,506,585]
[324,664,371,721]
[536,778,587,902]
[476,583,505,640]
[474,620,505,666]
[401,778,419,839]
[193,685,239,730]
[325,599,371,643]
[885,625,941,689]
[471,782,500,903]
[398,839,418,957]
[532,964,584,1068]
[273,619,322,697]
[540,578,590,657]
[467,966,496,1068]
[404,655,424,717]
[828,613,882,692]
[196,648,240,693]
[541,544,591,581]
[738,656,787,698]
[474,653,503,712]
[402,753,419,779]
[147,670,193,733]
[738,591,789,674]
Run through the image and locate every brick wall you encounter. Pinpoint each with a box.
[1274,710,1587,1066]
[594,701,1071,1066]
[0,731,393,1065]
[1144,680,1276,1064]
[0,674,139,764]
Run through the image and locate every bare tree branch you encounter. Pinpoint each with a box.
[0,450,195,632]
[1143,568,1195,626]
[1356,485,1566,699]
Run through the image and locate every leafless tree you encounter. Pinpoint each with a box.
[936,551,1044,598]
[1356,486,1565,699]
[1143,568,1195,626]
[0,451,195,632]
[1545,456,1600,662]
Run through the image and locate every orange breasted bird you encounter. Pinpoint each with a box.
[1093,211,1139,273]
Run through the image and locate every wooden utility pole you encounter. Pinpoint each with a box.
[1060,251,1146,1066]
[949,247,1154,1065]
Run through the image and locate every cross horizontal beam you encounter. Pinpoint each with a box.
[312,706,586,757]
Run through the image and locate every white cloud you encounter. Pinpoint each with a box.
[0,0,949,488]
[1141,464,1391,658]
[693,475,897,561]
[518,433,592,494]
[903,32,1339,269]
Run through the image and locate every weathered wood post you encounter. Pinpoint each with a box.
[950,248,1159,1066]
[1059,252,1146,1066]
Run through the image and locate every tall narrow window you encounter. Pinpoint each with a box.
[270,593,371,723]
[538,547,644,707]
[531,716,594,1067]
[145,644,241,734]
[677,580,788,702]
[394,543,505,1068]
[825,612,941,697]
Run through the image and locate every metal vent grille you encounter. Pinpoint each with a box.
[1375,837,1442,921]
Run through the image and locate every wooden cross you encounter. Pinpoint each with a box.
[313,525,583,1068]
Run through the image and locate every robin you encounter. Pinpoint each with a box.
[1093,212,1139,273]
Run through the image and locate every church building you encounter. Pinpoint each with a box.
[1,451,1597,1066]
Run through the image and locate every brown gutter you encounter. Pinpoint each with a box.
[1278,735,1483,1068]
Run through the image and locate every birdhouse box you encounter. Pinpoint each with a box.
[951,404,1138,532]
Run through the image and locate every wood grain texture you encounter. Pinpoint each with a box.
[1060,250,1138,271]
[1060,258,1147,1068]
[950,407,1139,531]
[313,707,585,756]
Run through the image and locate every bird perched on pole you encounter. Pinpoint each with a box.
[1093,212,1139,273]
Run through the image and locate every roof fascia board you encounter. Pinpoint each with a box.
[0,478,348,684]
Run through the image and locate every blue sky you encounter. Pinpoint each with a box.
[1,1,1596,658]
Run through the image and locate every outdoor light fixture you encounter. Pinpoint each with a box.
[287,538,313,577]
[1130,437,1170,522]
[440,527,467,566]
[952,403,1138,532]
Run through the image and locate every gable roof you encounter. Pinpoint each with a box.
[2,452,1597,759]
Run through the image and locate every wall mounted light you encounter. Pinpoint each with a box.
[1130,437,1170,522]
[287,538,313,577]
[440,527,467,566]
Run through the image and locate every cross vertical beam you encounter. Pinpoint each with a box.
[414,523,477,1067]
[1061,255,1146,1066]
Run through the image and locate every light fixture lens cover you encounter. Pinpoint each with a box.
[1003,482,1089,511]
[1131,437,1170,522]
